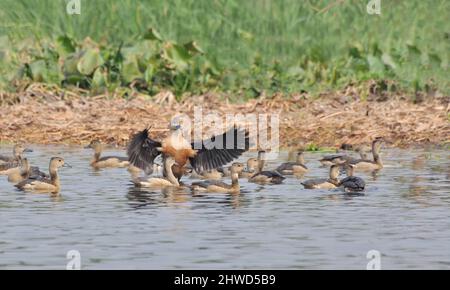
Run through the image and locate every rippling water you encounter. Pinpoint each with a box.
[0,145,449,269]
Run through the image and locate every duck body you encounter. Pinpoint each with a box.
[191,180,239,193]
[134,177,177,188]
[339,176,365,192]
[319,154,356,166]
[276,162,308,175]
[338,164,365,192]
[301,164,341,190]
[0,161,20,175]
[17,177,60,192]
[7,158,47,183]
[348,159,382,171]
[91,156,129,168]
[301,178,339,189]
[249,171,285,184]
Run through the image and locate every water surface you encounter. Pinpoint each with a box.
[0,145,449,269]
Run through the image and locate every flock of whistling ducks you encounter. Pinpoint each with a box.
[0,122,384,195]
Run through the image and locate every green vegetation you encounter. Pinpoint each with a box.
[0,0,448,98]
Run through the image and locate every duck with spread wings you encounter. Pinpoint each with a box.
[127,123,250,181]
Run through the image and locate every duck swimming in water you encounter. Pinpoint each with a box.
[338,164,365,192]
[85,140,130,168]
[248,151,285,184]
[319,148,368,166]
[7,158,47,183]
[217,161,246,178]
[301,164,340,189]
[0,144,33,164]
[348,138,384,171]
[276,151,308,175]
[0,144,33,175]
[191,162,244,193]
[127,122,249,182]
[132,155,180,188]
[15,157,71,194]
[239,158,259,178]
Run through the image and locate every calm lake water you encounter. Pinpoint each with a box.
[0,145,449,269]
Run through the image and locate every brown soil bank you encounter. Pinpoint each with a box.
[0,87,449,149]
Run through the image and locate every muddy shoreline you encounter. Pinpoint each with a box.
[0,88,449,149]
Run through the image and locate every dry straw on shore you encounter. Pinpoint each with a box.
[0,84,449,149]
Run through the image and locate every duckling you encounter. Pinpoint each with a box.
[348,138,384,171]
[85,140,129,168]
[249,151,285,184]
[239,158,259,178]
[338,164,365,192]
[15,157,71,193]
[191,162,244,193]
[276,151,308,175]
[7,158,47,183]
[0,144,33,164]
[301,164,340,189]
[132,155,180,188]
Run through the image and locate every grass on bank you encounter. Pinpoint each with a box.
[0,0,448,98]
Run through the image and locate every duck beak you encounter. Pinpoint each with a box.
[62,163,72,168]
[24,148,33,153]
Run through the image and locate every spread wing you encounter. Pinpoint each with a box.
[127,128,162,170]
[189,128,249,172]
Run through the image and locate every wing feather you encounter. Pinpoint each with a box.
[189,128,249,172]
[127,128,162,170]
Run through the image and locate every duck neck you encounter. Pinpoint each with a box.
[371,142,379,162]
[346,166,354,177]
[164,160,179,186]
[329,166,340,182]
[14,152,22,162]
[93,148,101,162]
[373,153,383,166]
[257,153,265,173]
[231,172,240,189]
[20,160,30,178]
[296,154,305,165]
[49,167,60,188]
